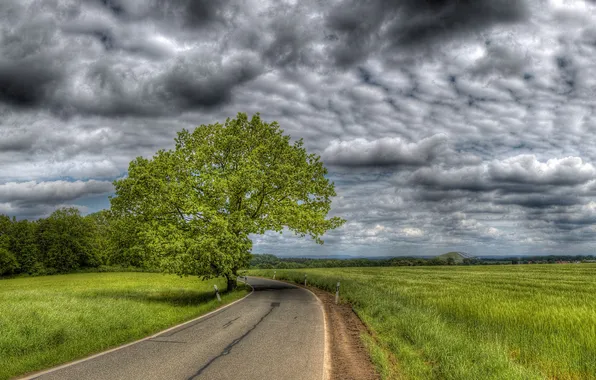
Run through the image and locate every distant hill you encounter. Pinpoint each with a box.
[435,251,476,263]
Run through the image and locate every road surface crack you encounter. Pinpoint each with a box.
[187,306,276,379]
[222,316,240,328]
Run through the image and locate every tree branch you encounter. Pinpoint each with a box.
[251,183,267,219]
[174,206,186,222]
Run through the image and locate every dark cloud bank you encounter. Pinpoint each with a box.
[2,0,596,256]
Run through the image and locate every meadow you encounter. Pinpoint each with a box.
[0,272,249,380]
[250,265,596,380]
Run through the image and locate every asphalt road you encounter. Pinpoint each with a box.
[26,277,326,380]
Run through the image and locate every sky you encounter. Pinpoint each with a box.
[2,0,596,257]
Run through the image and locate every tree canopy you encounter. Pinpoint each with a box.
[110,112,345,289]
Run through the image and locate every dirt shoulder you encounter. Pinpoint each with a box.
[293,282,380,380]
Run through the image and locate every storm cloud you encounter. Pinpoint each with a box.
[2,0,596,256]
[326,0,528,66]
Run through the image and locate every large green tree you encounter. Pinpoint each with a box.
[111,112,345,289]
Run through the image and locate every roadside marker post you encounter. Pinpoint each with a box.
[335,281,340,304]
[214,285,221,302]
[304,274,307,287]
[273,270,276,280]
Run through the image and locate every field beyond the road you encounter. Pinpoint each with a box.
[251,265,596,379]
[0,272,249,380]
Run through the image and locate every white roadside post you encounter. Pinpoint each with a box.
[214,285,221,302]
[273,270,276,280]
[335,281,340,304]
[304,274,307,287]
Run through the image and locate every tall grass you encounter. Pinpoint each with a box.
[0,272,248,380]
[251,265,596,379]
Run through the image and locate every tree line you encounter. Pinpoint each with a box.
[0,208,148,277]
[249,253,474,269]
[249,253,596,269]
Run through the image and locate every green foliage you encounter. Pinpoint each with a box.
[111,112,345,285]
[0,215,19,275]
[106,214,148,268]
[9,219,40,274]
[84,211,113,266]
[249,253,282,268]
[0,214,11,249]
[37,208,98,273]
[0,207,155,278]
[0,247,19,276]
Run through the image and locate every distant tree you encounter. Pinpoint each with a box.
[111,113,345,290]
[10,219,40,274]
[250,253,280,269]
[85,210,116,267]
[38,208,96,273]
[0,247,19,276]
[107,214,148,268]
[0,215,19,276]
[427,258,445,266]
[0,215,11,251]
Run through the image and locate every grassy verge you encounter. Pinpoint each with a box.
[250,265,596,380]
[0,272,249,380]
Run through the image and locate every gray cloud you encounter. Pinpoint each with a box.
[386,0,528,47]
[326,0,529,66]
[489,155,595,186]
[162,53,263,110]
[0,180,112,219]
[410,155,596,191]
[472,44,529,78]
[0,0,260,117]
[322,134,448,167]
[2,0,596,255]
[0,180,114,206]
[93,0,232,26]
[0,59,63,108]
[0,8,65,108]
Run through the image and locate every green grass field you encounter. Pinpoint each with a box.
[0,272,249,380]
[250,265,596,380]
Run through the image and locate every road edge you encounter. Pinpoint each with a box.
[301,283,332,380]
[16,280,255,380]
[249,276,330,380]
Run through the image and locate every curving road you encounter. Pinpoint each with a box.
[24,277,326,380]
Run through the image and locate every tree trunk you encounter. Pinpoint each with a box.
[226,275,237,291]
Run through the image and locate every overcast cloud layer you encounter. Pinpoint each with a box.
[2,0,596,256]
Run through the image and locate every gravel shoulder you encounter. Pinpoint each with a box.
[287,282,380,380]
